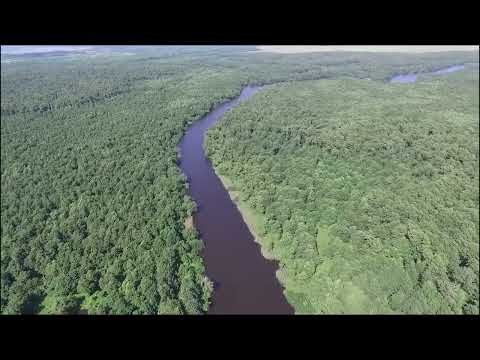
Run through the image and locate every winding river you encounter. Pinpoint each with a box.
[178,64,466,315]
[390,64,465,83]
[179,85,294,314]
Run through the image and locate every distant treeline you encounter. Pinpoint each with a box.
[205,64,479,314]
[1,47,478,314]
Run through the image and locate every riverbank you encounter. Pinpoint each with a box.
[178,85,294,314]
[211,169,293,305]
[203,67,479,314]
[212,170,275,260]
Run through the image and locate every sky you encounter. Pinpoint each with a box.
[1,46,94,54]
[2,45,478,55]
[256,46,479,53]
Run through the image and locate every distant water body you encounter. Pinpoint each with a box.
[177,63,467,314]
[390,65,465,83]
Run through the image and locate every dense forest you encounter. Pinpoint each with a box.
[205,63,479,314]
[1,46,478,314]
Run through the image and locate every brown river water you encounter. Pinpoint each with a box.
[178,85,294,314]
[176,64,466,315]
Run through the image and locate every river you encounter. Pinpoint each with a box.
[177,63,466,315]
[390,64,465,83]
[178,85,294,314]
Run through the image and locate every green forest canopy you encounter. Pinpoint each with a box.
[1,47,478,314]
[205,63,479,314]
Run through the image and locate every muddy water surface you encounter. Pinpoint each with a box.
[179,86,294,314]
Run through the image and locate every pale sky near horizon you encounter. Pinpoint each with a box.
[1,45,94,54]
[256,46,479,53]
[2,45,478,55]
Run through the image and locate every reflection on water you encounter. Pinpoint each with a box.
[390,65,465,83]
[390,74,418,83]
[431,65,465,74]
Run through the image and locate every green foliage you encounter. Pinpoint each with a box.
[0,52,247,314]
[205,64,479,314]
[2,47,478,314]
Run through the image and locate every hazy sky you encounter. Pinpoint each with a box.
[1,46,94,54]
[257,46,479,53]
[2,45,478,55]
